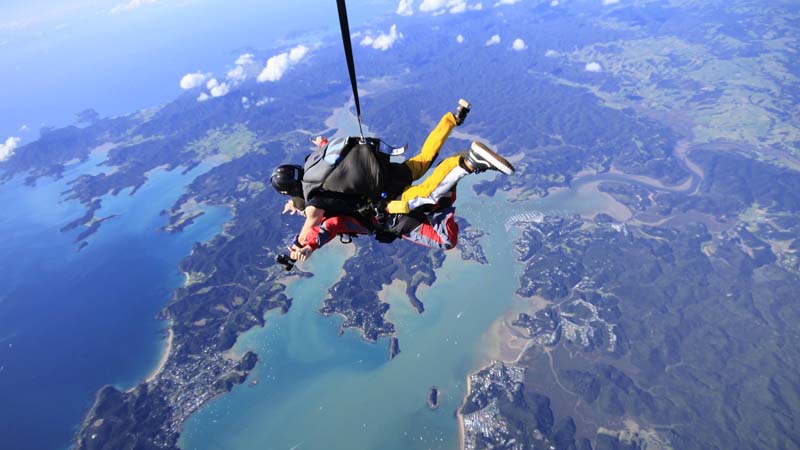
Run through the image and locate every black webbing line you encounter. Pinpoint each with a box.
[336,0,365,141]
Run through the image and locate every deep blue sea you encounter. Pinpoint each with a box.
[0,155,229,450]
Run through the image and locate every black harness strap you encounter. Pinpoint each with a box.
[335,0,365,141]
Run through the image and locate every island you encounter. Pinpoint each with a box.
[427,387,440,410]
[388,336,401,360]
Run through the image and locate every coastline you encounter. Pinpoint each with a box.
[477,295,549,365]
[457,373,472,450]
[145,326,173,383]
[457,295,551,449]
[226,242,359,362]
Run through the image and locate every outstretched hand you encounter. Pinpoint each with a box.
[289,244,313,262]
[282,199,304,216]
[310,136,329,148]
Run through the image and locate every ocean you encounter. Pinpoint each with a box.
[0,155,229,450]
[0,3,414,448]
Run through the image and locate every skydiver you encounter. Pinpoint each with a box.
[270,100,515,265]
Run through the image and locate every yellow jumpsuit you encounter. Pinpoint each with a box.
[387,112,467,214]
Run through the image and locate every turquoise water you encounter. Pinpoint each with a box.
[180,174,609,450]
[0,155,228,450]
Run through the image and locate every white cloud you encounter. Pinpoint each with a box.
[585,61,603,72]
[494,0,521,5]
[197,93,210,102]
[420,0,448,11]
[227,65,247,82]
[360,25,402,51]
[602,0,620,4]
[456,34,465,44]
[241,96,274,109]
[545,49,559,57]
[0,136,21,161]
[235,53,255,66]
[550,0,559,5]
[397,0,414,15]
[209,82,230,98]
[256,44,310,83]
[258,53,290,82]
[226,53,260,83]
[449,0,467,13]
[512,38,527,51]
[420,0,479,14]
[288,45,309,63]
[110,0,157,15]
[206,78,219,90]
[180,72,208,90]
[256,97,275,107]
[20,124,29,132]
[485,34,501,46]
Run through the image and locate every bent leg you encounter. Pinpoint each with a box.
[402,206,459,250]
[388,155,468,213]
[404,112,458,181]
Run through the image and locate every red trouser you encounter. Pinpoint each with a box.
[304,205,459,251]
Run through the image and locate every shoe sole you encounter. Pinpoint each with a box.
[458,98,471,109]
[470,142,515,175]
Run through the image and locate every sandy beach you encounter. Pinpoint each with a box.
[457,372,472,450]
[145,327,173,383]
[378,278,412,322]
[476,295,550,364]
[458,295,551,448]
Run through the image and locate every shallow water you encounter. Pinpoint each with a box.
[179,171,613,450]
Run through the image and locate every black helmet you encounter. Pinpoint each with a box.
[270,164,304,196]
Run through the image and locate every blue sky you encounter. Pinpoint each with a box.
[0,0,395,142]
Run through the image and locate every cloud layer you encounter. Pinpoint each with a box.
[485,34,501,46]
[0,136,21,161]
[512,38,526,51]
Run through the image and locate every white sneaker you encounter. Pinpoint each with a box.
[465,142,515,175]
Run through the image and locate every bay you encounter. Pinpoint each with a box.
[179,171,613,450]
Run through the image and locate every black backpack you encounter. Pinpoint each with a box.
[301,137,391,214]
